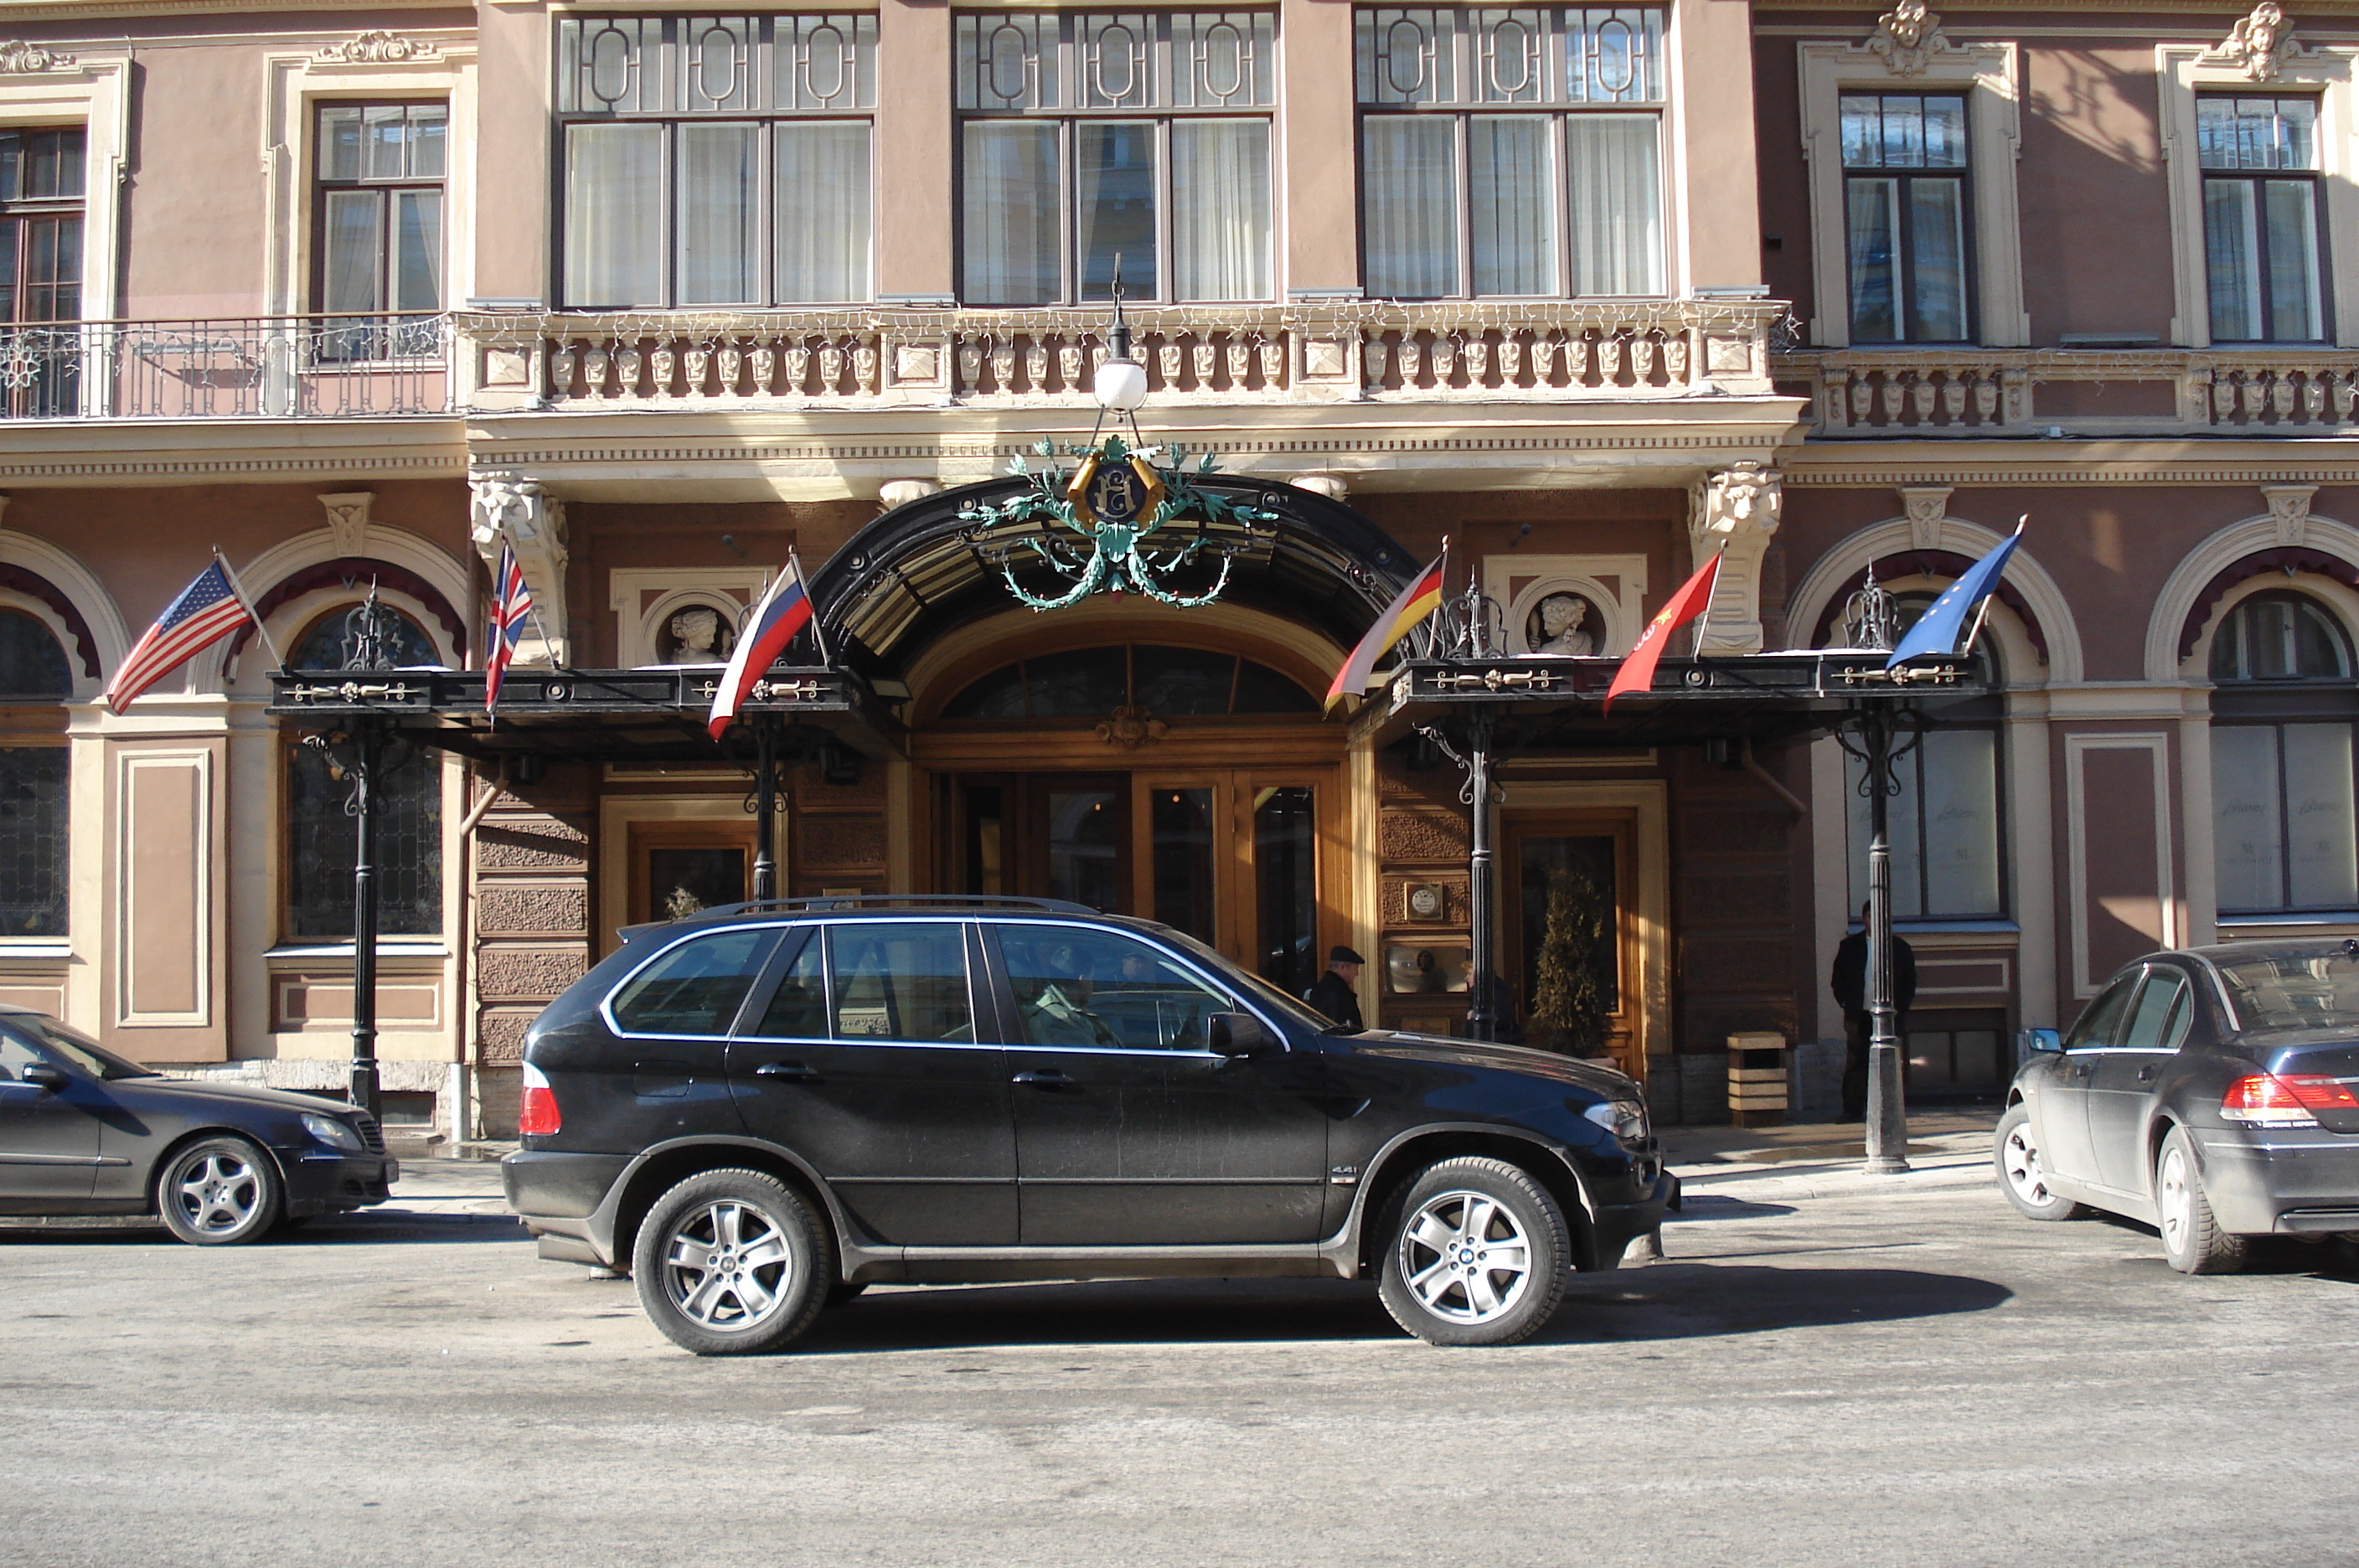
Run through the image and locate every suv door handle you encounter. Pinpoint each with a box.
[1012,1069,1072,1089]
[754,1060,820,1083]
[2137,1064,2157,1082]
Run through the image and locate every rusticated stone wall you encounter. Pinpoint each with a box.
[469,763,595,1135]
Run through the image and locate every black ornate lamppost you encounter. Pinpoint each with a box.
[298,590,412,1122]
[1412,579,1511,1041]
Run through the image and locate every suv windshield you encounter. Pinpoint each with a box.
[1151,926,1355,1034]
[2215,949,2359,1034]
[3,1014,157,1079]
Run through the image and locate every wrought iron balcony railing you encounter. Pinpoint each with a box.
[0,312,454,420]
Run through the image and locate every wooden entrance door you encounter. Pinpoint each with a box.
[627,821,756,925]
[1505,812,1644,1079]
[1132,769,1330,999]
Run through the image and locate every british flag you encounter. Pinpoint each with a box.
[484,543,533,712]
[104,558,256,715]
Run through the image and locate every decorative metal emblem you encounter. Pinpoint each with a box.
[960,434,1277,612]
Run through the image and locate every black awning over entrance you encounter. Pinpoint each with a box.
[266,663,898,765]
[807,474,1418,685]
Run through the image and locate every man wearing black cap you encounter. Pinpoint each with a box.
[1305,946,1365,1032]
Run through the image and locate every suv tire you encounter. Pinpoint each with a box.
[156,1135,282,1246]
[632,1168,830,1355]
[1376,1156,1571,1347]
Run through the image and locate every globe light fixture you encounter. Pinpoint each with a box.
[1092,258,1149,412]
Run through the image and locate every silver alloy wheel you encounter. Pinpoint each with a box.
[169,1150,264,1236]
[1396,1189,1534,1325]
[659,1199,795,1333]
[2158,1143,2194,1255]
[2001,1122,2052,1206]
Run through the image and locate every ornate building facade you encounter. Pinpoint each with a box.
[0,0,2346,1133]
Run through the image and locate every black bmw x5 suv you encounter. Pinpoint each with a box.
[502,896,1674,1354]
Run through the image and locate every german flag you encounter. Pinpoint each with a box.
[1325,554,1448,711]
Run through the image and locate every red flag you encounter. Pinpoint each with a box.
[1603,552,1722,713]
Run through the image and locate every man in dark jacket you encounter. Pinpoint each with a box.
[1304,946,1365,1032]
[1830,904,1916,1121]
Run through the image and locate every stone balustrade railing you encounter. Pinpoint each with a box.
[1778,348,2359,436]
[458,300,1783,410]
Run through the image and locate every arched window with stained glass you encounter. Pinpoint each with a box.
[283,605,444,939]
[2210,591,2359,915]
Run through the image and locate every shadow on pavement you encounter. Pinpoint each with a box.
[0,1210,528,1247]
[1667,1194,1799,1221]
[790,1261,2011,1353]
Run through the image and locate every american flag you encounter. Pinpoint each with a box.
[484,542,533,712]
[104,559,256,715]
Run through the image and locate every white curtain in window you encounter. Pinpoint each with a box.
[1172,119,1269,302]
[1567,114,1660,296]
[1364,116,1458,298]
[2283,723,2357,907]
[2264,178,2322,341]
[679,123,760,305]
[393,189,442,312]
[1919,728,2000,916]
[964,121,1059,306]
[1846,748,1927,921]
[776,121,872,302]
[565,123,664,307]
[1907,179,1967,340]
[322,190,382,313]
[2212,725,2284,910]
[2204,179,2262,342]
[1469,116,1553,296]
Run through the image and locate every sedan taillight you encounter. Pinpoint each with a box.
[519,1060,560,1137]
[2222,1072,2356,1126]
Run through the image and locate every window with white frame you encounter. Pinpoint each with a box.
[956,11,1275,306]
[316,104,446,317]
[1840,92,1969,343]
[2198,95,2329,343]
[2210,592,2358,914]
[0,127,85,417]
[557,14,875,308]
[1354,7,1664,300]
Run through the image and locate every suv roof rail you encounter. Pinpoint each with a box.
[689,894,1102,919]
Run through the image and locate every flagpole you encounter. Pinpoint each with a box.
[216,546,284,670]
[1689,546,1726,658]
[790,548,834,668]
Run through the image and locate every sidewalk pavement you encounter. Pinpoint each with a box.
[1664,1107,2001,1203]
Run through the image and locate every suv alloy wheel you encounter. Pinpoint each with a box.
[1376,1157,1571,1347]
[632,1168,832,1355]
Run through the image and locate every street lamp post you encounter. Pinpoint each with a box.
[751,721,778,902]
[1846,700,1913,1174]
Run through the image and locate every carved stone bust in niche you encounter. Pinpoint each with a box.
[658,603,737,665]
[1524,591,1599,657]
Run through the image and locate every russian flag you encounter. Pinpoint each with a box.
[706,561,815,739]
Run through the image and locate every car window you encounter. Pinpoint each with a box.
[997,925,1231,1051]
[2064,976,2136,1052]
[2217,948,2359,1033]
[828,922,973,1042]
[0,1015,153,1079]
[0,1032,42,1079]
[751,929,827,1039]
[610,928,775,1036]
[2120,972,2191,1052]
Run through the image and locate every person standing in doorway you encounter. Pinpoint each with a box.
[1305,946,1365,1033]
[1831,903,1916,1121]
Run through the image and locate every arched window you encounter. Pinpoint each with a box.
[1835,590,2006,921]
[941,645,1319,720]
[284,606,444,939]
[0,608,69,936]
[2210,591,2359,914]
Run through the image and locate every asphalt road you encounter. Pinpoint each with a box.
[7,1151,2357,1568]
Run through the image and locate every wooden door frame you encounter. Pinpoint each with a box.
[1497,780,1670,1080]
[1504,811,1640,1072]
[596,794,786,957]
[627,819,756,929]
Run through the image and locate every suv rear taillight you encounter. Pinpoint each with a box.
[2222,1072,2356,1126]
[519,1060,560,1137]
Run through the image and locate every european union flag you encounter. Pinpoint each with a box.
[1886,530,2024,669]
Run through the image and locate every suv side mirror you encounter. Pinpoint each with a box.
[18,1062,68,1091]
[2019,1027,2063,1056]
[1207,1012,1272,1057]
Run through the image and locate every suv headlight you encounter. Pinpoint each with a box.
[301,1112,366,1153]
[1582,1098,1649,1144]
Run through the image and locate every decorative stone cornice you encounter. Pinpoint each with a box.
[1865,0,1954,77]
[315,29,438,64]
[316,491,373,556]
[1900,485,1953,549]
[2263,482,2318,546]
[0,40,77,73]
[2208,1,2304,80]
[1689,463,1783,656]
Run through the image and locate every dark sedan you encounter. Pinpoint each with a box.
[1996,940,2359,1271]
[0,1007,396,1244]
